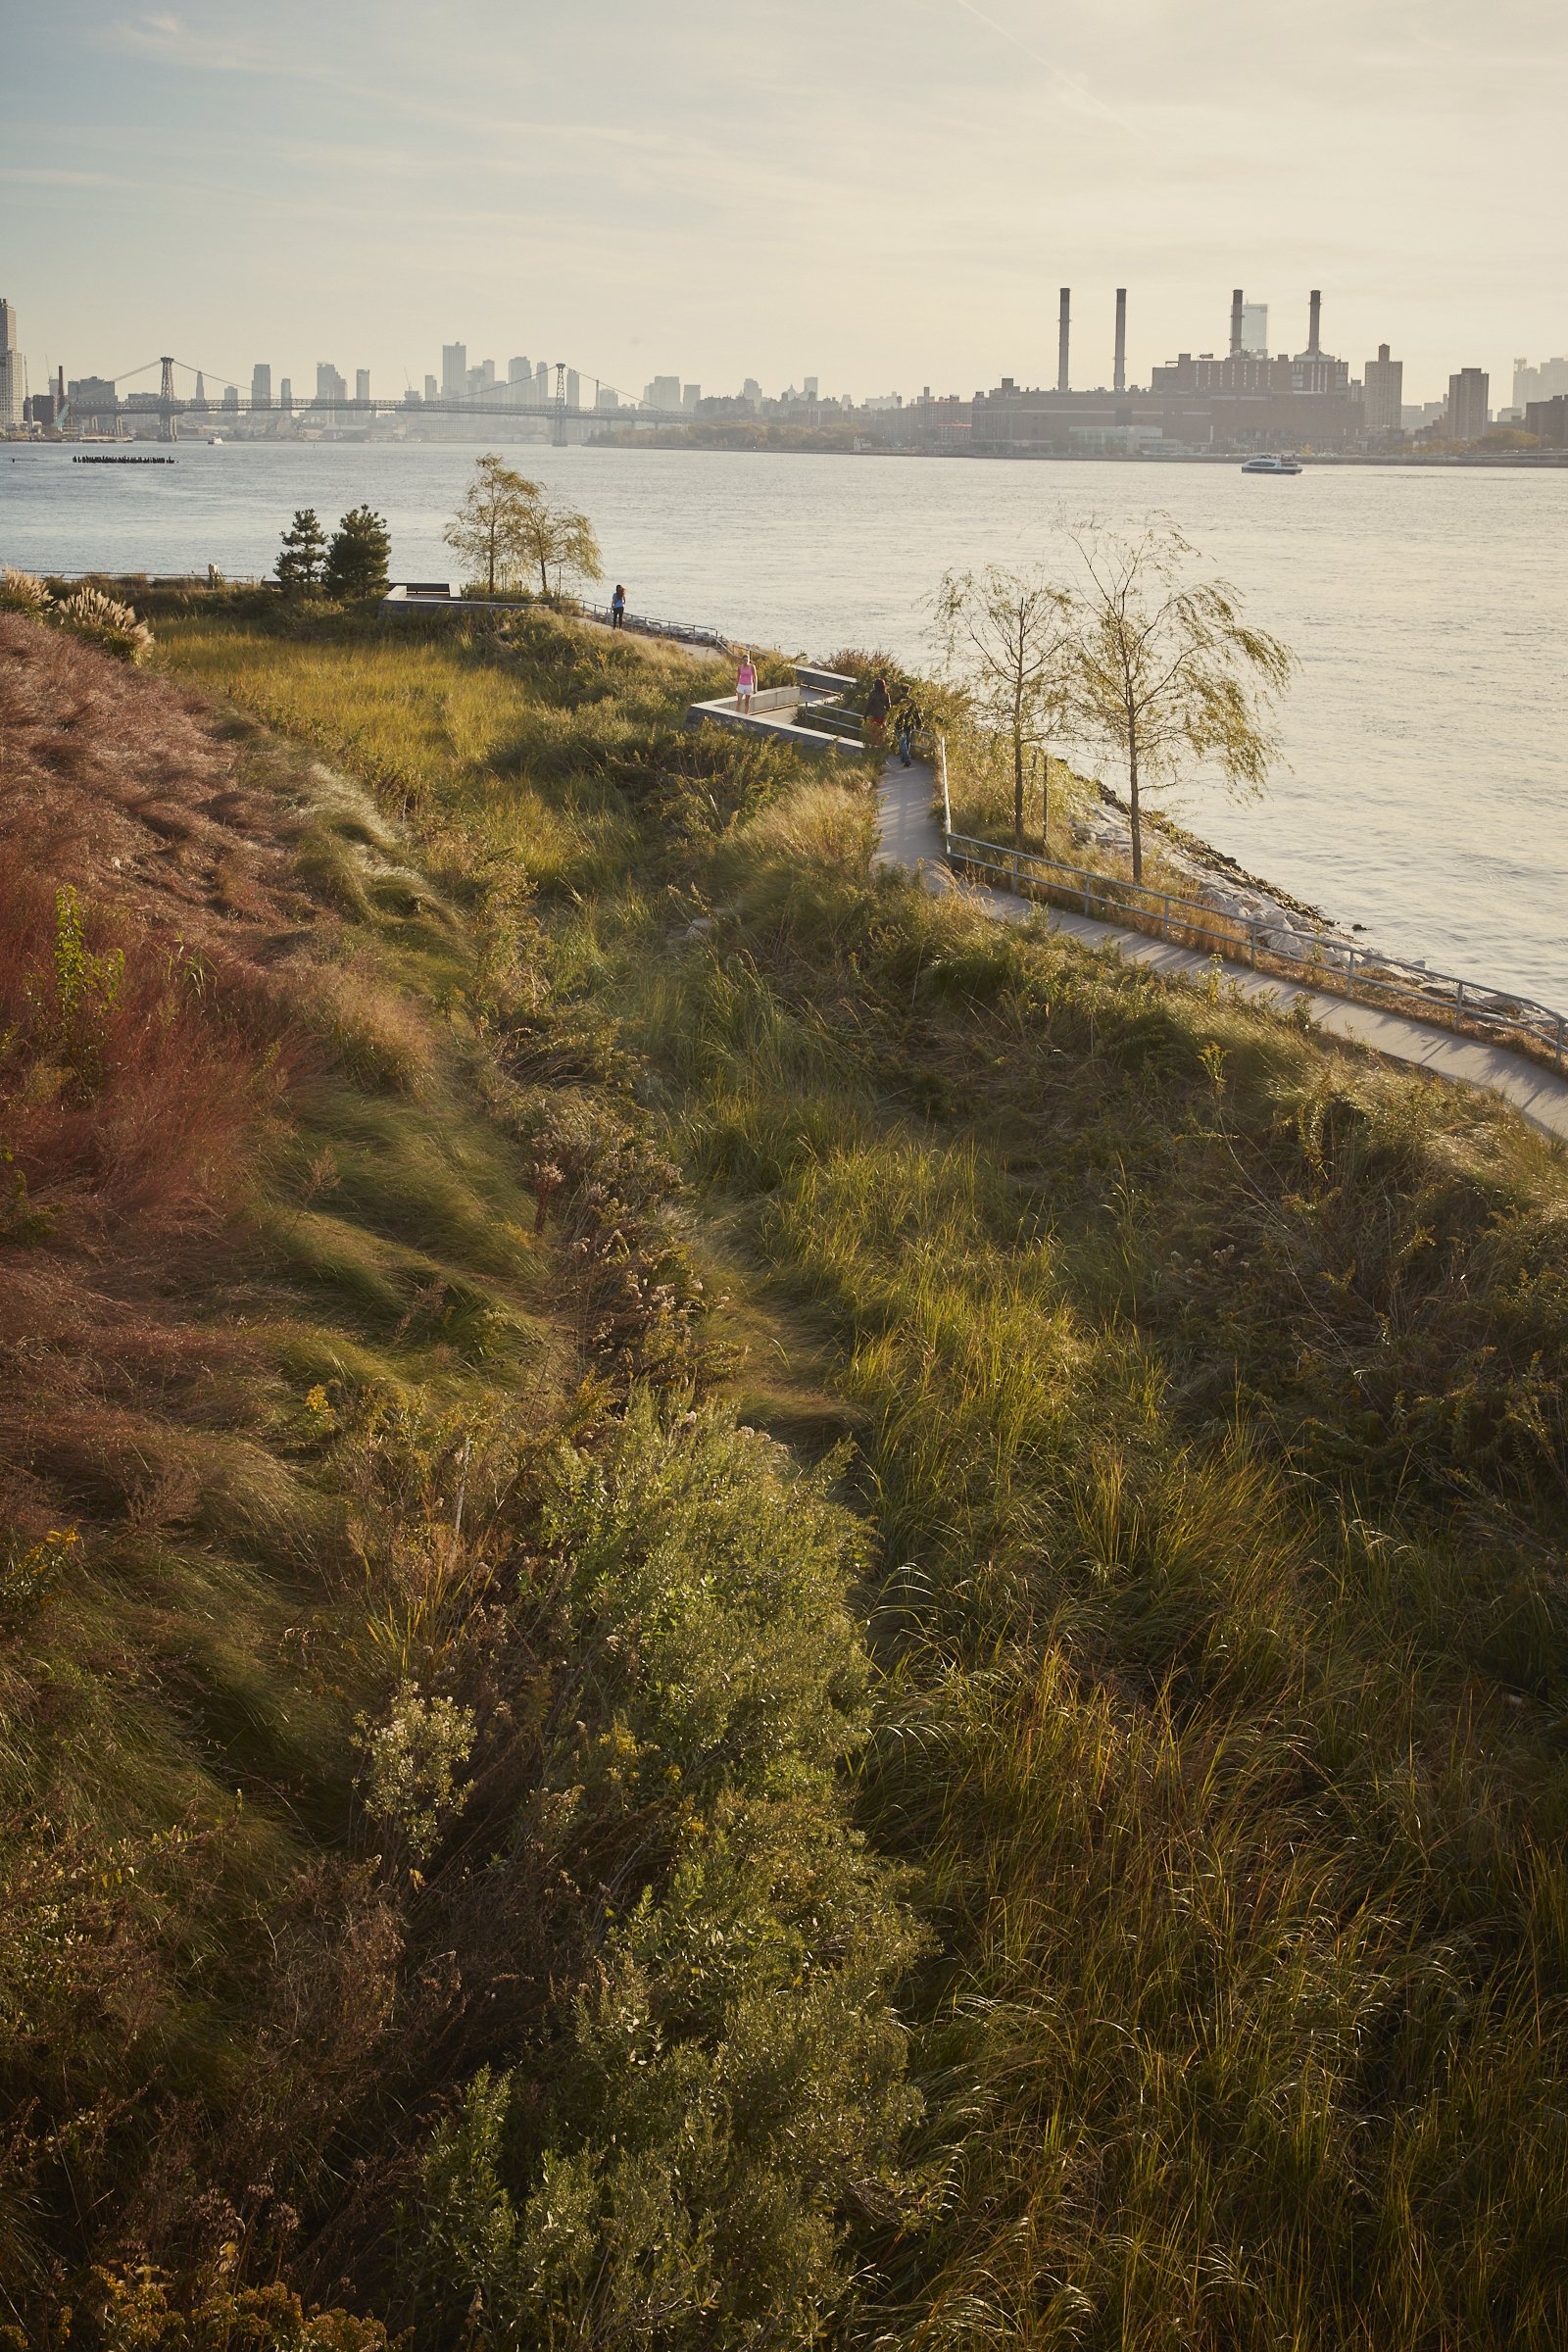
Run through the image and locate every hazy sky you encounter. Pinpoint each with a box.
[5,0,1565,405]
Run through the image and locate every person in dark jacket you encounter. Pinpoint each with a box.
[894,691,922,767]
[611,583,626,628]
[865,673,892,749]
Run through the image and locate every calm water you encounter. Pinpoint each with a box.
[5,441,1565,1006]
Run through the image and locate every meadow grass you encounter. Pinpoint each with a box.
[120,596,1568,2347]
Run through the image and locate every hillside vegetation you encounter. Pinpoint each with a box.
[4,592,1568,2347]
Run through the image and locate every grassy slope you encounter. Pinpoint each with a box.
[22,592,1568,2347]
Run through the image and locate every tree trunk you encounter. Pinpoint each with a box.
[1013,733,1025,857]
[1041,747,1051,858]
[1128,739,1143,883]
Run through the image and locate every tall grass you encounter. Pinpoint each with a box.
[134,599,1568,2345]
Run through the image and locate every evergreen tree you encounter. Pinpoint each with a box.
[275,508,327,595]
[324,505,392,601]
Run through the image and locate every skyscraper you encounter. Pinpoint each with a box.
[251,363,272,410]
[423,374,437,403]
[317,362,347,405]
[441,342,466,400]
[1240,302,1269,359]
[279,377,293,413]
[356,368,371,404]
[0,297,21,428]
[1363,344,1403,435]
[1446,368,1489,441]
[509,355,530,382]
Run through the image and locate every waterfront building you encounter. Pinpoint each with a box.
[356,368,370,404]
[1363,343,1403,435]
[251,363,271,410]
[644,374,681,410]
[0,296,21,428]
[1446,368,1489,441]
[441,342,466,400]
[1524,394,1568,447]
[68,374,122,426]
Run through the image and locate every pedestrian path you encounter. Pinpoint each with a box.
[874,758,1568,1145]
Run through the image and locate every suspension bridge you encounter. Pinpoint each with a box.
[57,356,689,443]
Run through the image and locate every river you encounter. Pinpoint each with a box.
[4,440,1565,1008]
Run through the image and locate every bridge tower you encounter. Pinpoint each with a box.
[553,361,567,447]
[158,356,177,443]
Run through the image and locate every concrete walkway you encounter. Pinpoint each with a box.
[874,759,1568,1146]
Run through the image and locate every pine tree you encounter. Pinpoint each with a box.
[275,508,328,595]
[323,506,392,602]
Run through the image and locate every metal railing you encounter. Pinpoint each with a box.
[577,599,730,650]
[938,804,1568,1072]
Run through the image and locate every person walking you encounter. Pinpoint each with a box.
[865,672,892,751]
[894,689,922,768]
[611,583,626,629]
[736,650,758,713]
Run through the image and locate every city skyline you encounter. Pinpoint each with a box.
[5,0,1566,408]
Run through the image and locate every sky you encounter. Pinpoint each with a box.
[4,0,1565,407]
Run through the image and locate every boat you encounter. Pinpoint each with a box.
[1241,454,1302,474]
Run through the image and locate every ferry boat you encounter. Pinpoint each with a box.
[1241,454,1302,475]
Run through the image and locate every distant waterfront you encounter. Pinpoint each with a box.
[4,439,1566,1005]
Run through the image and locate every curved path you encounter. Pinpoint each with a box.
[875,759,1568,1146]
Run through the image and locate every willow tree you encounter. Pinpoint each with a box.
[514,492,604,601]
[934,565,1079,857]
[443,454,540,595]
[1067,520,1296,883]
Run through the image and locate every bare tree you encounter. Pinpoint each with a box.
[443,454,540,595]
[1067,520,1295,883]
[934,566,1079,857]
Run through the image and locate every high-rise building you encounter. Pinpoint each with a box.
[355,368,370,404]
[441,342,466,400]
[317,363,347,405]
[1363,343,1403,435]
[596,386,619,411]
[566,368,580,409]
[644,374,680,409]
[509,355,530,383]
[1514,355,1568,407]
[1446,367,1489,441]
[423,373,437,403]
[279,377,293,413]
[742,376,761,405]
[682,381,700,410]
[1240,302,1269,359]
[0,297,22,428]
[803,375,818,402]
[251,363,271,411]
[535,361,552,404]
[220,382,240,412]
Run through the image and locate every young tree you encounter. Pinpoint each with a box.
[934,566,1079,857]
[443,455,540,595]
[514,492,604,600]
[323,505,391,601]
[1067,520,1296,883]
[275,509,327,595]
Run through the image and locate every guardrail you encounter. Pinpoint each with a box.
[938,797,1567,1072]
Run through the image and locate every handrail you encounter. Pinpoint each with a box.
[943,824,1568,1071]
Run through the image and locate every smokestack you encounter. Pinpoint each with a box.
[1113,288,1127,393]
[1057,287,1070,394]
[1230,288,1244,358]
[1307,288,1322,356]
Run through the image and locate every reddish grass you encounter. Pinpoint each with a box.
[0,617,328,1550]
